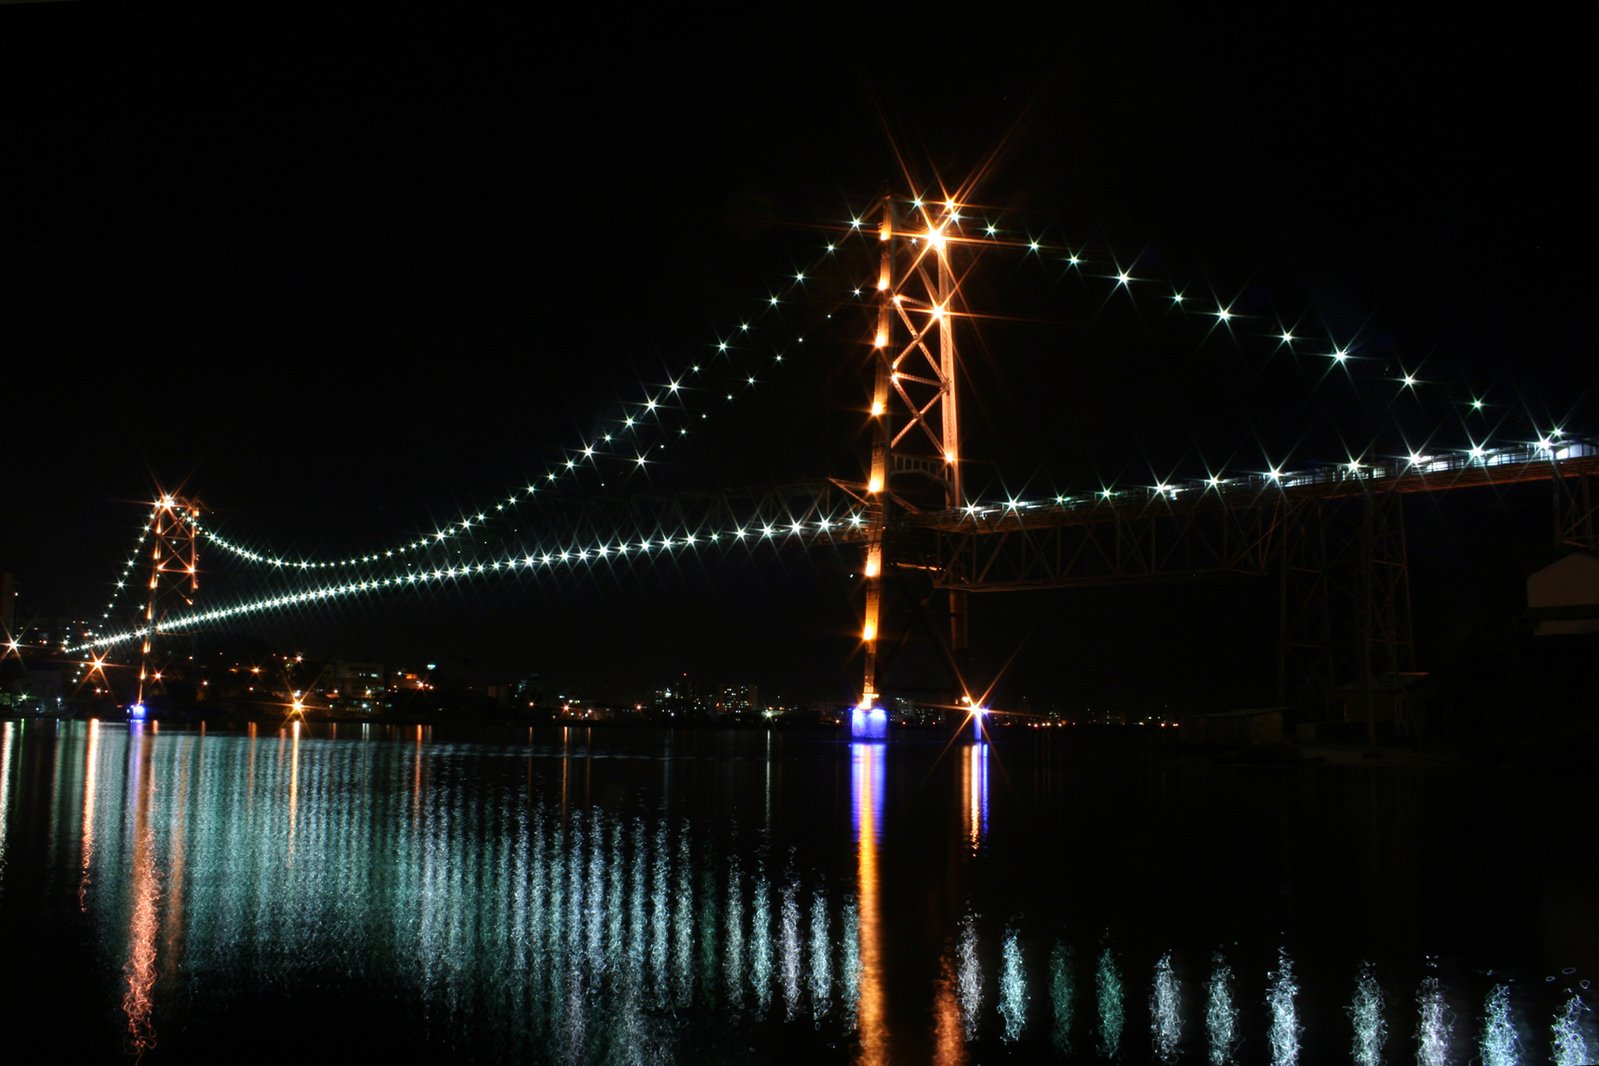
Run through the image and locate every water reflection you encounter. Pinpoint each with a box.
[0,722,12,893]
[1348,959,1386,1065]
[850,741,885,1064]
[122,722,158,1056]
[998,924,1028,1041]
[1049,941,1074,1055]
[1480,982,1520,1065]
[808,889,831,1022]
[956,910,981,1040]
[1096,943,1124,1058]
[1552,991,1591,1065]
[1150,948,1181,1062]
[1416,964,1452,1065]
[0,721,1586,1063]
[961,741,988,853]
[1206,951,1238,1064]
[780,870,800,1021]
[78,717,98,908]
[931,955,965,1065]
[1266,947,1301,1065]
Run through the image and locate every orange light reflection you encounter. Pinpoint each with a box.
[79,719,99,909]
[122,724,159,1056]
[852,742,887,1065]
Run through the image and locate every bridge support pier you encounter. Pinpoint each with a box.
[1555,466,1598,549]
[1277,492,1415,737]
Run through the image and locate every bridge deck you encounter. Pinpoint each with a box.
[897,445,1599,535]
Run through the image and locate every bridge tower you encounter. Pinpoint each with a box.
[134,493,201,713]
[856,193,969,717]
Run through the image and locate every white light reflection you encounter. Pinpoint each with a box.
[957,910,982,1041]
[48,723,1599,1061]
[751,865,773,1015]
[1416,968,1452,1066]
[1551,990,1590,1066]
[1348,960,1386,1065]
[780,871,801,1021]
[1097,945,1124,1059]
[673,826,693,1006]
[723,855,744,1015]
[841,896,861,1031]
[809,891,832,1023]
[1479,982,1521,1065]
[1266,947,1301,1065]
[604,816,624,985]
[1150,949,1182,1062]
[650,820,669,1003]
[1049,941,1074,1054]
[627,817,646,981]
[999,925,1029,1042]
[1206,951,1238,1065]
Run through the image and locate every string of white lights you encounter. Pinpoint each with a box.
[60,504,163,687]
[71,503,874,653]
[187,223,877,573]
[71,427,1597,656]
[925,197,1573,496]
[95,505,162,630]
[92,197,1581,633]
[946,434,1593,518]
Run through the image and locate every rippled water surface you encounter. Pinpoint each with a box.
[0,718,1592,1063]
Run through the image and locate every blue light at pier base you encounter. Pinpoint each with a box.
[850,705,888,740]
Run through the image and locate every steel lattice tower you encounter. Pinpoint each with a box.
[856,193,969,711]
[135,493,201,709]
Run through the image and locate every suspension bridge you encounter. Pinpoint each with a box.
[45,190,1599,734]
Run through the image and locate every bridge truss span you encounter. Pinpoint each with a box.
[892,442,1597,592]
[925,493,1286,592]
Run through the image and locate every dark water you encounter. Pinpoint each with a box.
[0,717,1592,1064]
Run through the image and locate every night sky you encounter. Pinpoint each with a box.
[3,8,1593,705]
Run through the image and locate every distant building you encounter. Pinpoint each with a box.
[652,673,703,718]
[511,674,543,708]
[712,683,758,719]
[1528,552,1599,636]
[326,661,385,700]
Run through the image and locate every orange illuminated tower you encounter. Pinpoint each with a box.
[856,193,968,713]
[134,493,201,711]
